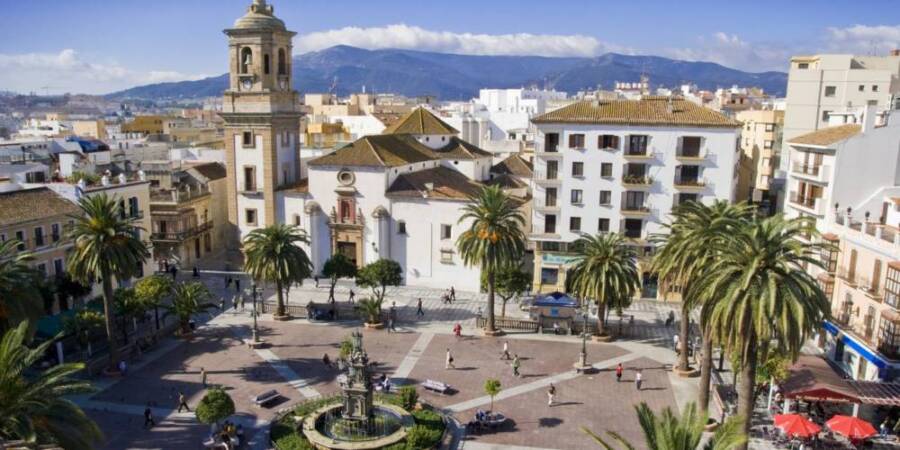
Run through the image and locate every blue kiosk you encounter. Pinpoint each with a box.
[531,291,580,334]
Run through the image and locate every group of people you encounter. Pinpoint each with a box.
[212,421,243,450]
[441,286,457,304]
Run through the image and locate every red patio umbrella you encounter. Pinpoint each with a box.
[826,415,877,440]
[774,414,822,438]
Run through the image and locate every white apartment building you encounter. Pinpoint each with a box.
[529,96,741,295]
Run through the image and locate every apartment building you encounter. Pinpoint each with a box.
[734,109,783,209]
[529,96,741,295]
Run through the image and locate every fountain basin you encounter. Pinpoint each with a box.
[302,402,414,450]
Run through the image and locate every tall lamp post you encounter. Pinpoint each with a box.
[250,282,260,345]
[574,298,593,373]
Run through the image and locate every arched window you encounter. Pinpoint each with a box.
[264,54,270,75]
[278,49,287,75]
[240,47,252,74]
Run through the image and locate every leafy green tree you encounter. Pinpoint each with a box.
[355,259,402,323]
[696,214,829,449]
[66,193,150,371]
[457,186,526,334]
[113,287,148,344]
[583,402,746,450]
[243,224,313,318]
[651,201,752,409]
[195,388,235,425]
[134,275,173,331]
[164,282,218,334]
[566,233,640,337]
[483,379,502,412]
[0,239,42,335]
[481,265,530,317]
[0,321,103,449]
[63,309,105,356]
[322,254,357,303]
[53,273,92,312]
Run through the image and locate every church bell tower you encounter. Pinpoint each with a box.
[222,0,301,249]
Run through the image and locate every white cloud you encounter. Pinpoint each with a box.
[295,24,619,57]
[824,24,900,55]
[0,49,206,95]
[665,32,795,72]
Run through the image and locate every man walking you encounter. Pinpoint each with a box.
[445,349,455,369]
[201,367,207,387]
[348,289,355,303]
[547,383,556,406]
[615,363,624,382]
[235,278,241,293]
[416,298,424,317]
[635,369,643,391]
[501,341,510,360]
[177,392,190,412]
[314,275,319,288]
[450,286,456,303]
[143,404,155,429]
[673,334,681,356]
[512,354,521,377]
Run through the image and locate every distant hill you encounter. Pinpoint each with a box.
[106,45,787,101]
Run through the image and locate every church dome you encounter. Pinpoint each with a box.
[232,0,286,31]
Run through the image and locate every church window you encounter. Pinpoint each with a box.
[278,49,287,75]
[245,209,257,226]
[397,221,407,235]
[264,54,270,75]
[242,131,254,147]
[240,48,252,74]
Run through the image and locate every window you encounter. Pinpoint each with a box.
[263,54,270,74]
[873,85,879,92]
[541,268,559,285]
[51,223,60,242]
[569,216,581,231]
[240,47,252,73]
[765,124,775,132]
[572,162,584,177]
[859,85,865,92]
[278,48,287,75]
[243,166,256,192]
[441,224,452,240]
[245,209,257,226]
[824,86,836,97]
[570,189,583,205]
[568,133,585,148]
[544,133,559,152]
[129,197,139,218]
[544,215,557,234]
[293,214,301,226]
[627,135,649,155]
[242,131,254,147]
[33,227,44,247]
[764,140,773,149]
[797,62,809,69]
[886,265,900,307]
[53,258,63,275]
[397,221,407,234]
[822,110,831,122]
[598,218,610,233]
[544,187,557,207]
[623,218,643,238]
[599,190,611,205]
[601,163,613,177]
[37,263,46,275]
[15,231,24,251]
[599,135,620,150]
[440,249,454,264]
[546,160,559,179]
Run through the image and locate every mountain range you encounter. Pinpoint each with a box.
[107,45,787,101]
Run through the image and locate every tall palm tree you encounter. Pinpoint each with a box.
[582,402,746,450]
[0,239,42,335]
[456,185,526,334]
[696,214,829,450]
[243,224,313,319]
[567,233,640,337]
[164,282,218,334]
[0,321,103,449]
[66,193,149,372]
[651,201,752,408]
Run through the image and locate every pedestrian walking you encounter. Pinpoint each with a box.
[225,277,232,289]
[615,363,623,382]
[143,405,155,428]
[453,322,462,338]
[450,286,456,302]
[234,278,241,293]
[118,360,127,375]
[416,298,424,317]
[635,369,643,391]
[169,265,178,280]
[673,334,681,355]
[177,392,190,412]
[387,316,395,333]
[220,297,226,312]
[240,295,246,311]
[665,310,675,327]
[512,354,521,377]
[348,289,355,303]
[192,266,199,277]
[501,341,510,360]
[201,367,207,387]
[547,383,556,406]
[314,275,319,288]
[445,349,455,369]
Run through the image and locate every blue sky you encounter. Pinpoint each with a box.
[1,0,898,94]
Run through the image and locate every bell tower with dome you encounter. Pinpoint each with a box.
[221,0,301,249]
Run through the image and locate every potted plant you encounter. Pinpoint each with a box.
[355,259,402,328]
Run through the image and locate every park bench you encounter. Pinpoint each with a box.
[251,390,281,407]
[421,379,450,395]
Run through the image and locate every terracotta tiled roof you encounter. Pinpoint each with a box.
[382,107,459,135]
[486,174,527,189]
[0,187,81,227]
[532,97,741,128]
[275,178,308,194]
[307,134,437,168]
[386,166,482,200]
[821,233,839,242]
[491,154,533,178]
[372,112,404,129]
[789,124,861,147]
[435,137,492,160]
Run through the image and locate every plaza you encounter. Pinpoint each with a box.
[75,274,695,450]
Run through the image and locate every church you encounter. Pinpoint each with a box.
[221,1,503,291]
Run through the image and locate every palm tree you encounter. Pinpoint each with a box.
[113,287,148,343]
[0,321,103,449]
[0,239,42,335]
[456,186,526,334]
[651,201,752,408]
[567,233,640,337]
[242,224,313,319]
[696,214,830,449]
[582,402,745,450]
[164,282,218,334]
[66,193,149,372]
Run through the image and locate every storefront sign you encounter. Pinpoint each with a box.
[541,254,578,266]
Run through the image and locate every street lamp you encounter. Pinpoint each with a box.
[250,282,260,345]
[574,298,593,373]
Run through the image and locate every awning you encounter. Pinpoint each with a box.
[782,355,860,403]
[533,291,579,308]
[848,381,900,406]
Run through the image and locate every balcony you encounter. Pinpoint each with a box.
[151,221,213,242]
[533,171,562,186]
[675,148,707,162]
[836,266,858,287]
[623,148,654,160]
[834,214,900,249]
[621,204,651,217]
[150,186,211,204]
[673,177,707,191]
[788,192,824,215]
[534,198,560,213]
[791,162,831,183]
[534,146,563,158]
[621,174,653,188]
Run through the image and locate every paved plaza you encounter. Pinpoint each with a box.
[75,275,699,450]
